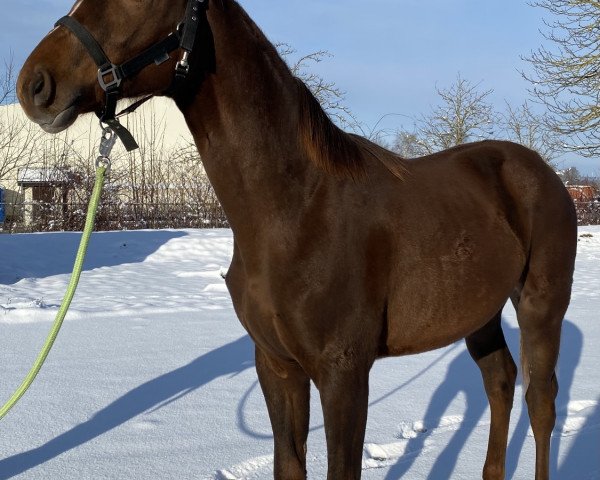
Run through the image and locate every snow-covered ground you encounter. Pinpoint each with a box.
[0,227,598,479]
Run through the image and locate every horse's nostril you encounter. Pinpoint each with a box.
[31,69,54,108]
[33,77,44,96]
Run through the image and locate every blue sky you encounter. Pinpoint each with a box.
[1,0,597,174]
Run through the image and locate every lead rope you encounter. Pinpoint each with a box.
[0,127,115,421]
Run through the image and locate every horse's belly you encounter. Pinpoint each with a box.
[385,298,507,356]
[384,234,525,356]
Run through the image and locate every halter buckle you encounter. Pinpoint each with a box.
[97,63,122,91]
[176,51,191,77]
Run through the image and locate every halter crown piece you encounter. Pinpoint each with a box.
[55,0,209,151]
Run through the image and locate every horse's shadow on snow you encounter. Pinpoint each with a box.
[384,318,583,480]
[0,335,255,479]
[556,394,600,478]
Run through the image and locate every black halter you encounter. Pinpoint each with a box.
[55,0,209,151]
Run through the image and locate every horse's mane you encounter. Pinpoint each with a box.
[225,0,407,181]
[295,79,407,180]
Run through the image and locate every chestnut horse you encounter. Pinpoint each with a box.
[17,1,576,478]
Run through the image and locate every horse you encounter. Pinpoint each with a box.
[16,1,577,478]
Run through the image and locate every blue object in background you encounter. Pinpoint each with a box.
[0,187,5,223]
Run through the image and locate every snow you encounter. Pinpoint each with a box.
[0,227,599,479]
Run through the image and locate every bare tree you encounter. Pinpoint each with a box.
[122,106,173,226]
[172,142,227,227]
[525,0,600,156]
[1,58,42,181]
[501,101,558,163]
[386,77,559,161]
[391,129,427,158]
[277,43,357,129]
[1,56,16,105]
[416,75,496,154]
[0,107,43,182]
[559,166,582,185]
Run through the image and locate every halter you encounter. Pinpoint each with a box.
[54,0,209,151]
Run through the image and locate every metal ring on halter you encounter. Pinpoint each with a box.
[95,156,112,171]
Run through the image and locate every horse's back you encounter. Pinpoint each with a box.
[398,140,575,247]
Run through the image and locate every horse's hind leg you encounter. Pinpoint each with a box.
[515,224,575,480]
[466,311,517,480]
[516,274,570,480]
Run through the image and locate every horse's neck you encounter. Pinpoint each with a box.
[179,2,318,240]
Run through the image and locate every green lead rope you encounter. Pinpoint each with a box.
[0,164,107,421]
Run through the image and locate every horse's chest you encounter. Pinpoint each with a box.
[225,252,376,363]
[225,263,296,358]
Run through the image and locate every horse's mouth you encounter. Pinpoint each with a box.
[40,103,79,134]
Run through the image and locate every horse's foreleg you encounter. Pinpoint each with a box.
[317,361,371,480]
[466,312,517,480]
[256,347,310,480]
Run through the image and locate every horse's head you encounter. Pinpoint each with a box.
[17,0,193,134]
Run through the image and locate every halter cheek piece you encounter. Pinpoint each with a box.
[54,0,209,151]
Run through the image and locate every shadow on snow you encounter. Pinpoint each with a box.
[0,335,254,479]
[0,319,590,478]
[0,230,187,285]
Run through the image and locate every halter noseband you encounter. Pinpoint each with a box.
[55,0,209,151]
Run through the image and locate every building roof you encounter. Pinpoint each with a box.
[17,167,73,187]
